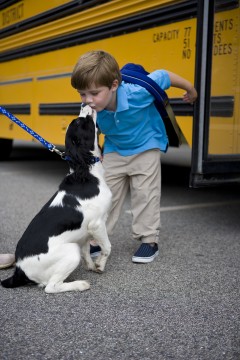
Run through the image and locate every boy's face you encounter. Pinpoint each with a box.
[77,80,118,112]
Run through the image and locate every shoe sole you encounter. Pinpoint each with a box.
[0,262,15,269]
[132,251,159,264]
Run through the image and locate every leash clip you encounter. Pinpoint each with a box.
[50,145,71,161]
[50,146,63,157]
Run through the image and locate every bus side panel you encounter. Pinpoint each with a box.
[0,79,35,141]
[0,18,197,146]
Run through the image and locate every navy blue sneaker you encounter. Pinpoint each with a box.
[132,243,159,263]
[90,244,101,258]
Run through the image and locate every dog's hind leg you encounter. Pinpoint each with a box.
[44,243,90,293]
[45,278,90,293]
[88,221,111,273]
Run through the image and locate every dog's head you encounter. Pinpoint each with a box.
[66,113,95,149]
[65,113,97,167]
[65,106,99,179]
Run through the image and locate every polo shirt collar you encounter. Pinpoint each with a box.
[116,84,129,112]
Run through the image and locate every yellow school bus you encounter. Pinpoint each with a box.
[0,0,239,186]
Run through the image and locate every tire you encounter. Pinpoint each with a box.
[0,138,13,161]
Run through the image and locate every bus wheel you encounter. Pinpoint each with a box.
[0,139,13,160]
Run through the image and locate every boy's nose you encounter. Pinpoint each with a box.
[85,94,93,104]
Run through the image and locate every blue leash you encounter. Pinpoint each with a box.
[0,106,66,159]
[0,105,100,164]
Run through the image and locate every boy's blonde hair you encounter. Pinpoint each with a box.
[71,50,122,89]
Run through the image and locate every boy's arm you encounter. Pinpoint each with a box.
[167,71,198,103]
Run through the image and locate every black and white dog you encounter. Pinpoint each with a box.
[1,105,112,293]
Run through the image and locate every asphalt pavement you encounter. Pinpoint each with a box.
[0,141,239,360]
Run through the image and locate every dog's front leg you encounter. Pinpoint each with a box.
[81,241,97,271]
[88,221,111,273]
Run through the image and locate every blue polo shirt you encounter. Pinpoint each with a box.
[97,69,171,156]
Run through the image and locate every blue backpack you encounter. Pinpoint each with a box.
[120,63,181,147]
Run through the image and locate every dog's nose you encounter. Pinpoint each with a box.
[79,104,93,118]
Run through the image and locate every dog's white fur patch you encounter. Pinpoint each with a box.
[49,191,66,207]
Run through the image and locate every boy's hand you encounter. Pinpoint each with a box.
[183,87,198,103]
[167,71,197,104]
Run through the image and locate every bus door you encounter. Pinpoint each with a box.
[190,0,240,187]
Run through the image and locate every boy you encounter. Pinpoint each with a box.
[71,50,197,264]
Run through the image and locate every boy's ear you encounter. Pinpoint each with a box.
[111,79,119,91]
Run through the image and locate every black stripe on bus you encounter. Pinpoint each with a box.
[0,0,198,63]
[39,96,234,117]
[210,96,234,117]
[0,1,107,37]
[202,158,240,175]
[1,104,31,115]
[0,77,33,85]
[39,103,80,115]
[170,96,234,117]
[216,0,239,11]
[37,73,72,81]
[0,0,19,12]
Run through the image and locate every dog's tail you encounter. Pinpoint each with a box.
[1,266,36,288]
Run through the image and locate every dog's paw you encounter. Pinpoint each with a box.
[82,256,97,272]
[94,263,104,274]
[85,262,97,272]
[76,280,90,291]
[94,256,106,272]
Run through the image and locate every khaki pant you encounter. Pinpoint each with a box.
[103,149,161,244]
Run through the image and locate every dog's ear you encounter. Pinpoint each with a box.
[86,114,94,123]
[65,118,79,157]
[78,115,96,141]
[75,115,95,151]
[65,121,83,164]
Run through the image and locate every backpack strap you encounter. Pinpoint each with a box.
[121,64,181,147]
